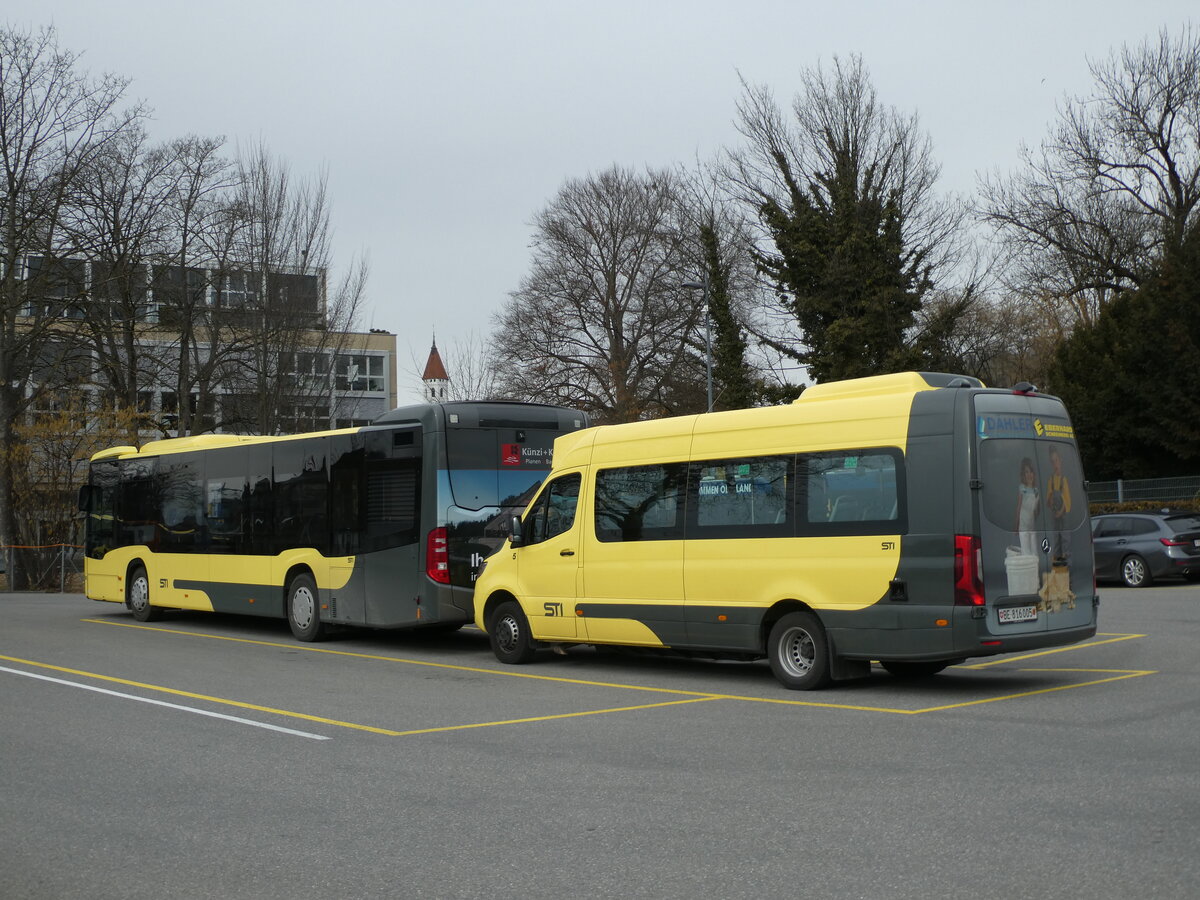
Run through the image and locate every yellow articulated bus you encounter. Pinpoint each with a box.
[474,372,1098,690]
[80,402,587,639]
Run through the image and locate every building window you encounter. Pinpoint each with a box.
[279,404,330,434]
[24,256,88,318]
[335,354,385,392]
[218,270,259,308]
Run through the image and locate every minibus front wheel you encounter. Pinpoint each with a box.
[767,611,831,690]
[489,600,536,664]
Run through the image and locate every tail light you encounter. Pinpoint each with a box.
[426,527,450,584]
[954,534,986,606]
[1160,537,1189,547]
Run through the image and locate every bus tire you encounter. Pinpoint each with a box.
[489,601,535,665]
[767,611,830,690]
[128,565,162,622]
[287,573,325,642]
[880,659,956,679]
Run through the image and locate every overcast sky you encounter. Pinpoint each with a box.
[10,1,1197,403]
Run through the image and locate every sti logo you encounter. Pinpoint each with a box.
[501,443,522,467]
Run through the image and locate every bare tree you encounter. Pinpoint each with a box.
[149,134,236,435]
[443,331,499,401]
[0,24,139,580]
[64,124,179,433]
[491,166,703,422]
[217,144,366,434]
[980,25,1200,328]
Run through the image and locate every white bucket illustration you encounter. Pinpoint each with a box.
[1005,549,1040,596]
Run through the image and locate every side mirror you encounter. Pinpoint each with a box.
[509,515,525,548]
[77,484,91,513]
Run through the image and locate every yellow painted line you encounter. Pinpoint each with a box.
[82,618,720,698]
[388,696,722,736]
[904,669,1155,713]
[959,633,1145,668]
[0,653,404,736]
[77,619,1157,722]
[84,618,927,713]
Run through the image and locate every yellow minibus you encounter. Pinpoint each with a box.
[473,372,1097,689]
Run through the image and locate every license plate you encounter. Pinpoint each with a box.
[998,605,1038,624]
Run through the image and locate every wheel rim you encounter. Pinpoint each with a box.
[292,585,316,629]
[495,614,521,654]
[1123,557,1145,586]
[777,624,816,678]
[130,576,149,613]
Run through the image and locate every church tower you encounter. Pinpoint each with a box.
[422,337,450,402]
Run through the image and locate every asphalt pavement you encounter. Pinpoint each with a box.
[2,584,1197,899]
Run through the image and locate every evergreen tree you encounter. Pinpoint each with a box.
[726,57,966,385]
[754,149,930,382]
[1052,229,1200,478]
[698,221,756,409]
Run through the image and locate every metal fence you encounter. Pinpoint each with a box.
[0,544,84,593]
[1087,475,1200,506]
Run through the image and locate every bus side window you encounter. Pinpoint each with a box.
[689,456,791,536]
[799,449,904,534]
[595,464,685,542]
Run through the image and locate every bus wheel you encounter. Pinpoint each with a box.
[489,601,535,664]
[287,573,325,642]
[880,660,955,679]
[767,611,830,690]
[128,566,162,622]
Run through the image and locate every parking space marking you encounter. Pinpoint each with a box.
[0,654,403,736]
[899,668,1155,713]
[76,619,1157,725]
[959,633,1145,668]
[388,696,723,736]
[0,662,329,740]
[82,618,721,698]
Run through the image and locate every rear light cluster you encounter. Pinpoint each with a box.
[954,534,986,606]
[426,527,450,584]
[1160,537,1190,547]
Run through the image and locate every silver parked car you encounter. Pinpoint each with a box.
[1091,511,1200,587]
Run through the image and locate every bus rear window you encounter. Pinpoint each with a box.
[445,427,559,510]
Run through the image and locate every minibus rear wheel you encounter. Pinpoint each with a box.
[767,611,830,690]
[490,601,535,664]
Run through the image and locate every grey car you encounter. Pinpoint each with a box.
[1091,511,1200,587]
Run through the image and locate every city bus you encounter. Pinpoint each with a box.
[473,372,1098,690]
[80,401,588,639]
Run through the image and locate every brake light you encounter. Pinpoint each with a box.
[426,527,450,584]
[954,534,986,606]
[1161,537,1189,547]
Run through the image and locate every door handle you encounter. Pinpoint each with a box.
[560,549,575,557]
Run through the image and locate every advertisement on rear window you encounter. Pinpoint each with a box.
[975,402,1092,632]
[441,428,561,585]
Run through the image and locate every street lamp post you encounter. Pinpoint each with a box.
[682,277,712,412]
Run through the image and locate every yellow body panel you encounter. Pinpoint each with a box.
[85,546,353,610]
[476,372,933,644]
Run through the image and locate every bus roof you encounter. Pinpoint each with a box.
[550,371,990,469]
[89,428,361,463]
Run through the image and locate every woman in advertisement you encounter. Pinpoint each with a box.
[1015,456,1040,557]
